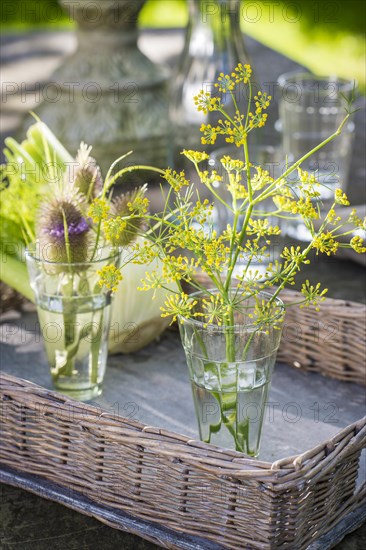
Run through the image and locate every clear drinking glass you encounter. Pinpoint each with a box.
[26,244,120,401]
[277,72,355,240]
[179,290,284,457]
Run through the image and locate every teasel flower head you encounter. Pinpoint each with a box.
[72,142,103,201]
[37,190,91,264]
[106,185,148,247]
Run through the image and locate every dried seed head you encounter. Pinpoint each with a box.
[37,191,91,263]
[73,142,103,200]
[108,186,147,246]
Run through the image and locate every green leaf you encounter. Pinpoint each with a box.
[0,252,34,302]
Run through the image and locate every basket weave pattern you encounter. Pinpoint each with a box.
[1,372,365,549]
[1,289,366,548]
[278,289,366,385]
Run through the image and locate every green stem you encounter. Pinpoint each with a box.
[190,320,244,452]
[59,297,77,379]
[224,202,253,293]
[245,81,252,131]
[194,163,234,211]
[91,307,104,385]
[61,210,72,266]
[53,314,96,379]
[224,137,253,293]
[242,329,256,360]
[89,219,102,262]
[270,242,314,305]
[243,138,252,202]
[225,305,236,362]
[103,165,166,196]
[101,151,133,198]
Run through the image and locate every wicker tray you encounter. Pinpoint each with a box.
[1,289,366,549]
[277,289,366,385]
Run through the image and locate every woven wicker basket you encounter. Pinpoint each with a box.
[278,289,366,385]
[0,373,365,549]
[0,288,365,549]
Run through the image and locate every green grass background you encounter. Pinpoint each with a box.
[1,0,365,88]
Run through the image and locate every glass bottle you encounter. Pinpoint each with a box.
[170,0,253,168]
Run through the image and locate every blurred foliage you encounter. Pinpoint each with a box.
[141,0,188,27]
[1,0,365,87]
[238,0,366,89]
[0,0,70,28]
[287,0,365,34]
[1,0,365,34]
[144,0,366,88]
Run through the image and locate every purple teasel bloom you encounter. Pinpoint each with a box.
[46,217,90,239]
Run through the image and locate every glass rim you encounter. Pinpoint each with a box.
[179,289,284,330]
[277,71,356,92]
[25,242,120,267]
[36,290,112,301]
